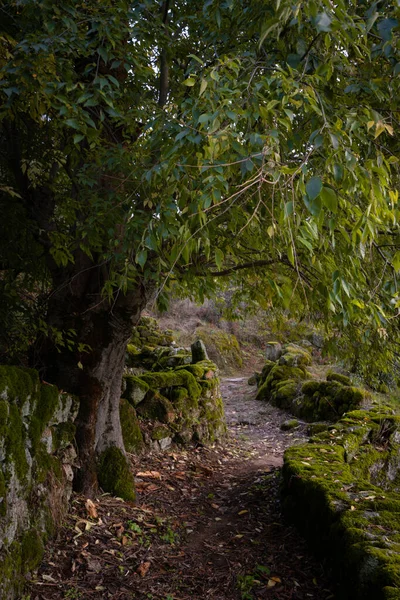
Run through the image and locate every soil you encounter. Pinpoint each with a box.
[28,377,334,600]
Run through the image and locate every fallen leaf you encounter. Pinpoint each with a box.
[137,561,151,577]
[238,510,248,515]
[85,498,98,519]
[136,471,161,479]
[267,579,277,588]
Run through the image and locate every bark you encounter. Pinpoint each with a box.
[33,249,154,496]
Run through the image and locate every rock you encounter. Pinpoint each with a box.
[265,342,282,362]
[248,374,257,386]
[307,332,324,349]
[191,339,209,363]
[281,419,300,431]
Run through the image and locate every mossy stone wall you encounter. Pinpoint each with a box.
[282,407,400,599]
[121,360,226,452]
[0,366,79,599]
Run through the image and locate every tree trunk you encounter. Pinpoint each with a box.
[33,251,154,496]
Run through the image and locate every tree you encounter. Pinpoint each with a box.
[1,0,399,494]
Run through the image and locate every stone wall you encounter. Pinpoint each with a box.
[282,407,400,599]
[0,366,78,599]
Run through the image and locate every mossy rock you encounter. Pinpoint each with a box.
[299,379,365,422]
[120,399,143,454]
[281,419,300,431]
[151,425,171,441]
[0,365,40,408]
[258,360,276,386]
[175,363,205,378]
[97,446,135,501]
[191,338,209,363]
[192,327,242,372]
[136,391,175,423]
[122,375,149,407]
[282,408,400,599]
[279,344,312,367]
[327,370,352,386]
[139,369,201,401]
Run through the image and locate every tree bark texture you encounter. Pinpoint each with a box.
[33,249,154,496]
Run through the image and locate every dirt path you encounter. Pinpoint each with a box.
[29,377,334,600]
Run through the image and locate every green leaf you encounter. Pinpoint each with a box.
[65,118,81,130]
[214,248,224,270]
[315,11,332,32]
[320,187,338,213]
[199,79,208,96]
[183,77,196,87]
[136,249,147,268]
[73,134,85,144]
[393,251,400,272]
[306,177,322,201]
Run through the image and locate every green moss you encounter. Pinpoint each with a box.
[0,399,9,439]
[0,366,40,407]
[33,447,63,484]
[259,360,276,385]
[139,369,201,400]
[193,327,242,372]
[122,375,149,407]
[6,403,28,480]
[21,529,45,572]
[53,421,76,450]
[0,469,6,516]
[279,346,312,367]
[97,446,136,501]
[120,399,143,454]
[175,363,205,378]
[327,370,352,386]
[151,425,171,440]
[136,392,175,423]
[281,419,300,431]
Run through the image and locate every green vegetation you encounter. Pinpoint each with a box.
[97,447,136,502]
[283,409,400,599]
[1,0,400,496]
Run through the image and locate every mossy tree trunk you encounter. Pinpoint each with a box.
[34,249,153,496]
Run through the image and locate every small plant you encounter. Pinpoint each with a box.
[64,588,82,600]
[127,521,142,534]
[161,525,179,545]
[237,574,257,600]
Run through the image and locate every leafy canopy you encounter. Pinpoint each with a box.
[0,0,399,367]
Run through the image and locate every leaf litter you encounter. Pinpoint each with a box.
[28,376,334,599]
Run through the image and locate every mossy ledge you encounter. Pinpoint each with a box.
[282,408,400,600]
[0,366,79,599]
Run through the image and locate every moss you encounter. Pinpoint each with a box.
[281,419,300,431]
[33,447,63,484]
[6,403,28,480]
[97,446,136,501]
[282,408,400,599]
[0,469,6,516]
[136,391,175,423]
[308,422,329,436]
[279,347,312,367]
[175,363,205,378]
[122,375,149,407]
[21,529,45,572]
[192,327,242,372]
[151,425,171,441]
[327,370,352,386]
[53,421,76,450]
[120,399,143,454]
[139,369,201,401]
[0,365,40,407]
[259,360,276,385]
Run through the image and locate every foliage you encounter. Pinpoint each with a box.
[0,3,399,392]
